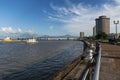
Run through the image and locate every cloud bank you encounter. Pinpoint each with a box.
[0,27,22,34]
[0,27,39,38]
[49,0,120,36]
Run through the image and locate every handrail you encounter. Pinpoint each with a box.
[80,43,101,80]
[82,69,89,80]
[93,47,101,80]
[81,58,94,80]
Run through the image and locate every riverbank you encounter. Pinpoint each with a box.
[50,40,90,80]
[99,43,120,80]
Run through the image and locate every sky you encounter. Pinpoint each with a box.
[0,0,120,38]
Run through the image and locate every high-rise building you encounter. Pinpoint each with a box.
[95,16,110,35]
[80,32,84,39]
[93,26,96,37]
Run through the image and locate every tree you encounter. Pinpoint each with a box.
[95,32,108,39]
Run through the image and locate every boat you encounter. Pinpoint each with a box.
[3,37,12,42]
[26,38,38,43]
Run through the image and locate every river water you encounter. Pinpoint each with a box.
[0,41,83,80]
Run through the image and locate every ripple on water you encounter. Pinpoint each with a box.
[0,41,83,80]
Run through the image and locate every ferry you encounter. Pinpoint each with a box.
[2,37,21,42]
[3,37,12,42]
[26,38,38,43]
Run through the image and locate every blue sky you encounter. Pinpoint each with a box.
[0,0,120,38]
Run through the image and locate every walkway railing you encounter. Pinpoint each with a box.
[93,47,101,80]
[81,44,101,80]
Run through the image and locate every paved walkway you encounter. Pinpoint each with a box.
[100,43,120,80]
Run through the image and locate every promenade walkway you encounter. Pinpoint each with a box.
[100,43,120,80]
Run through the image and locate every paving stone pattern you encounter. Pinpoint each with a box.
[100,43,120,80]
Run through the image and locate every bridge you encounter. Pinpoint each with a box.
[37,35,79,40]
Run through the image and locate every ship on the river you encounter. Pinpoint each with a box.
[3,37,12,42]
[2,37,21,42]
[26,38,38,43]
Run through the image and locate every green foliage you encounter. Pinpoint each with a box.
[99,40,109,43]
[95,32,108,39]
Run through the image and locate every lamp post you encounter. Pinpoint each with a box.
[113,20,119,39]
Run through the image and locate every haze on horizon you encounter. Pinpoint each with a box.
[0,0,120,39]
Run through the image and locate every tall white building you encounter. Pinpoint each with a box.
[95,16,110,35]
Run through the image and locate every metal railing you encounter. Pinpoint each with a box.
[92,47,101,80]
[81,45,101,80]
[82,69,89,80]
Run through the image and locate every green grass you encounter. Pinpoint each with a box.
[98,40,109,43]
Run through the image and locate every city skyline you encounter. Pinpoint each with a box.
[0,0,120,38]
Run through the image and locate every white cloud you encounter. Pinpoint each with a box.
[26,29,36,35]
[18,28,22,32]
[0,27,40,38]
[114,0,120,4]
[49,0,120,36]
[0,27,22,34]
